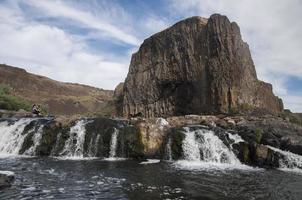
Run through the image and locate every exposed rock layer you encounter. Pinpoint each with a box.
[122,14,283,117]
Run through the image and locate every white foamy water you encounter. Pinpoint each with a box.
[184,128,240,164]
[173,160,255,171]
[109,128,119,158]
[182,127,201,161]
[0,170,15,176]
[175,128,251,170]
[60,120,89,158]
[87,134,101,157]
[24,125,45,156]
[140,159,161,165]
[267,146,302,173]
[0,118,35,155]
[227,132,244,144]
[50,132,62,156]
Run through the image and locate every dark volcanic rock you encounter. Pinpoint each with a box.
[122,14,283,118]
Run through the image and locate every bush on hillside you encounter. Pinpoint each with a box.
[0,84,31,111]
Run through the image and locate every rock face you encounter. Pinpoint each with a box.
[122,14,283,118]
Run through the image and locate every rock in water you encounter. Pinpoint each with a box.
[0,171,15,189]
[122,14,283,118]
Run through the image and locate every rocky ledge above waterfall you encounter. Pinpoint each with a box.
[0,114,301,171]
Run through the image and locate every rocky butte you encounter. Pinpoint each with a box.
[120,14,283,118]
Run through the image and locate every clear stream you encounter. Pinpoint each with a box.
[0,157,302,200]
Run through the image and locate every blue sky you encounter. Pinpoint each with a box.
[0,0,301,112]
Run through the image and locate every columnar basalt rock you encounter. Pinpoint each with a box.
[122,14,283,118]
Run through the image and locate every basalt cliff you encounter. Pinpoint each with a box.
[121,14,283,118]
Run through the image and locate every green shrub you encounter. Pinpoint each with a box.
[240,103,254,112]
[0,84,12,95]
[0,84,31,111]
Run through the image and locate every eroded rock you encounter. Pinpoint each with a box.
[121,14,283,118]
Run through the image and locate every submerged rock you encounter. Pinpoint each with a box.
[0,171,15,189]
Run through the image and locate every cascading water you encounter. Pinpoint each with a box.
[227,132,244,144]
[174,127,248,170]
[24,125,45,156]
[60,120,89,158]
[267,146,302,173]
[108,128,119,158]
[87,134,101,157]
[50,132,62,156]
[182,128,201,161]
[188,128,240,164]
[0,118,35,156]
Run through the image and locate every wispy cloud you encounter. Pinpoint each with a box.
[24,0,140,46]
[0,1,129,89]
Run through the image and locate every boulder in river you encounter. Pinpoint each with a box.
[0,171,15,189]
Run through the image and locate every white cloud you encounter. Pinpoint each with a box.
[0,0,171,91]
[24,0,140,46]
[0,2,128,89]
[285,95,302,112]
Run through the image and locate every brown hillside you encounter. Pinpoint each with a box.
[0,64,114,116]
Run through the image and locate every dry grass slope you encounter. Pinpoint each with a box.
[0,64,115,116]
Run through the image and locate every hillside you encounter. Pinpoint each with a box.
[0,64,114,116]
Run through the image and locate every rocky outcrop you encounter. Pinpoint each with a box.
[122,14,283,118]
[113,82,124,116]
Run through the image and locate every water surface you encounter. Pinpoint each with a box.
[1,157,302,200]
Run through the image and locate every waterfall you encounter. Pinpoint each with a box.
[109,128,119,158]
[50,132,62,156]
[165,137,172,161]
[267,146,302,173]
[60,120,89,158]
[182,128,201,161]
[87,134,101,157]
[0,118,35,155]
[174,127,246,170]
[24,125,45,156]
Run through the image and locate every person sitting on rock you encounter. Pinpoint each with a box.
[32,104,40,116]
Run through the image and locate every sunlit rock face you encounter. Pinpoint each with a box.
[122,14,283,118]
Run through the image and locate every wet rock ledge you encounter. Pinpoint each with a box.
[1,113,302,170]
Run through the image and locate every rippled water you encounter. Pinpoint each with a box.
[0,157,302,200]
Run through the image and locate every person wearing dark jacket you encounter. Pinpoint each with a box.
[32,104,40,116]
